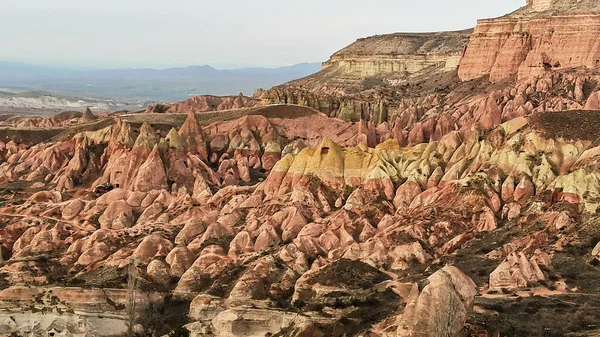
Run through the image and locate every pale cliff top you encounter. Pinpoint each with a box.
[508,0,600,17]
[329,29,473,58]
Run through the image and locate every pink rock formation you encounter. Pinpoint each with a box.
[489,251,546,291]
[178,112,209,160]
[145,94,259,114]
[459,9,600,81]
[397,266,477,337]
[133,145,168,192]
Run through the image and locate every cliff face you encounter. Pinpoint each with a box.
[263,0,600,146]
[323,30,472,77]
[286,30,472,94]
[458,1,600,82]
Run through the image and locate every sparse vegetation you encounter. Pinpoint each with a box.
[134,297,191,337]
[470,295,600,336]
[530,110,600,145]
[169,326,190,337]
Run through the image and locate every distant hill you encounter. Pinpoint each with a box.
[0,61,322,102]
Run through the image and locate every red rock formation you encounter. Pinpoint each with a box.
[397,266,477,337]
[80,107,98,123]
[459,11,600,81]
[4,2,600,332]
[145,94,259,114]
[133,145,168,192]
[178,112,208,160]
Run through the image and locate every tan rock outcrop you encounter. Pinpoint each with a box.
[80,107,97,123]
[397,266,477,337]
[272,30,471,97]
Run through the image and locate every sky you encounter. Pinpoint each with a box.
[0,0,524,69]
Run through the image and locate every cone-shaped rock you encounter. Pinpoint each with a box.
[166,127,183,150]
[178,112,208,160]
[79,107,97,123]
[134,122,158,149]
[111,118,135,149]
[133,145,168,192]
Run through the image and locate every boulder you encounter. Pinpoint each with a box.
[98,200,133,229]
[397,266,477,337]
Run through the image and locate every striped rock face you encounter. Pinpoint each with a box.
[459,6,600,82]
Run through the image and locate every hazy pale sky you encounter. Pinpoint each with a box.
[0,0,524,69]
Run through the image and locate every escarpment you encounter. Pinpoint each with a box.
[264,0,600,138]
[290,29,472,94]
[458,0,600,81]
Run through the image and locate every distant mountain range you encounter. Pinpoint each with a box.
[0,61,322,102]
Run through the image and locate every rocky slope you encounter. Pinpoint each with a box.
[283,30,472,95]
[264,0,600,126]
[3,1,600,336]
[1,100,600,336]
[145,94,260,114]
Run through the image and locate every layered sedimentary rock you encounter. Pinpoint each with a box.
[322,30,472,78]
[278,30,471,95]
[458,0,600,81]
[0,287,165,336]
[264,1,600,144]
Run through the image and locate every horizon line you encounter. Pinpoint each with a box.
[0,59,324,72]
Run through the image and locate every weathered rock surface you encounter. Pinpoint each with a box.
[145,94,259,114]
[459,0,600,81]
[2,2,600,336]
[397,266,477,337]
[288,30,472,95]
[80,107,98,123]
